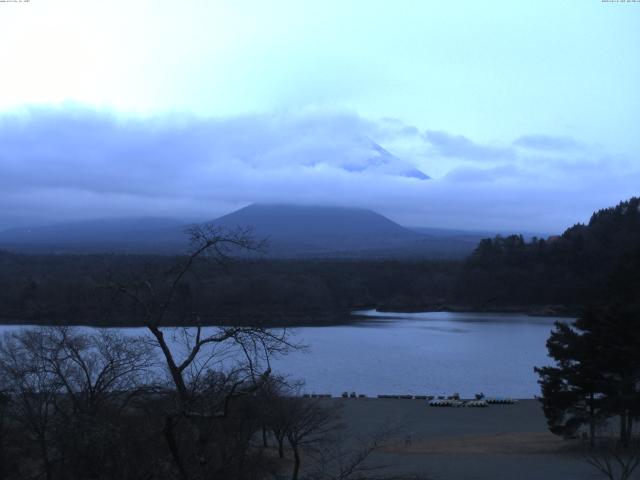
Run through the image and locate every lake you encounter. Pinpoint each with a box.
[0,310,572,398]
[273,310,571,398]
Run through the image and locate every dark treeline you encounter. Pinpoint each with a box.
[455,197,640,309]
[0,253,460,326]
[1,197,639,327]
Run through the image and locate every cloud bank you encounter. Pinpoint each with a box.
[0,106,637,233]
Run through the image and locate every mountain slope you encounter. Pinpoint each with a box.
[212,204,415,239]
[209,204,424,256]
[0,205,483,258]
[0,217,189,253]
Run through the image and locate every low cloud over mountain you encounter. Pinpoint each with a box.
[0,106,637,232]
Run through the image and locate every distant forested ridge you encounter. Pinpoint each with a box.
[0,197,638,326]
[456,197,640,309]
[0,205,482,258]
[0,254,459,326]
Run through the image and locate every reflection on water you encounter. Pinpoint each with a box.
[418,326,470,333]
[270,310,574,399]
[0,310,574,399]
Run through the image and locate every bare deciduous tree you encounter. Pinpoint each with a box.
[583,438,640,480]
[0,327,157,480]
[304,422,431,480]
[114,224,297,479]
[0,330,62,480]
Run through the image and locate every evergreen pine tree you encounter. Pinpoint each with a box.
[536,247,640,446]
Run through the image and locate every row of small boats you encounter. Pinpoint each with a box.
[303,392,518,406]
[430,399,486,407]
[430,397,517,407]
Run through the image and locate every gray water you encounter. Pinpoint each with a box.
[275,310,571,399]
[0,310,572,398]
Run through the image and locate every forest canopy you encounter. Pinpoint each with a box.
[0,197,638,327]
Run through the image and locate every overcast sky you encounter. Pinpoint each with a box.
[0,0,638,232]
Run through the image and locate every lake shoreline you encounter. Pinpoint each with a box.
[2,311,556,398]
[375,303,581,317]
[0,304,578,328]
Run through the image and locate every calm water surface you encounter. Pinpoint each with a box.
[0,310,572,398]
[274,310,572,398]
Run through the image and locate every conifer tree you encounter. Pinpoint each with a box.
[536,247,640,446]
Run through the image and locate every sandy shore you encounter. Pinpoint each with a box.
[331,398,597,480]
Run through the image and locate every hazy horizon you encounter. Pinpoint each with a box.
[0,201,560,238]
